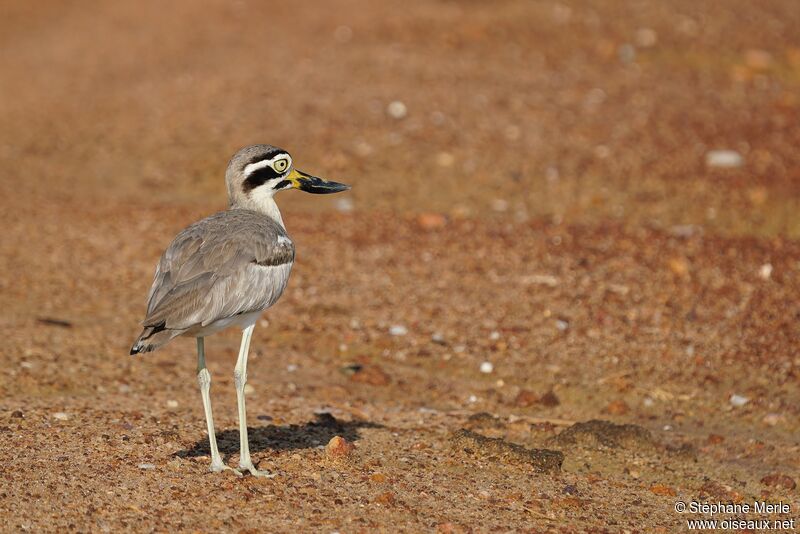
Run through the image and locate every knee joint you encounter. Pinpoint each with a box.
[234,369,247,390]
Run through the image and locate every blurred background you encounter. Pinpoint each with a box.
[0,0,798,531]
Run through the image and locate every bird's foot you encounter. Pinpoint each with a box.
[239,461,277,478]
[210,461,243,476]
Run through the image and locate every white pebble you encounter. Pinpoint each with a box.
[138,463,156,470]
[706,150,743,169]
[730,394,749,407]
[489,331,501,341]
[759,263,773,280]
[244,384,255,395]
[480,361,494,374]
[555,319,569,331]
[286,364,298,372]
[635,28,658,47]
[431,332,446,344]
[335,197,354,213]
[166,400,178,409]
[491,199,509,212]
[52,412,69,421]
[389,325,408,336]
[467,394,478,403]
[387,101,407,119]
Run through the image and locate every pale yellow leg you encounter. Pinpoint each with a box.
[233,325,275,477]
[197,337,241,476]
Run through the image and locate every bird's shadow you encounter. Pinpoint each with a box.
[174,413,382,458]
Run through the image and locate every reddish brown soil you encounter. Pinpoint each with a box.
[1,1,798,532]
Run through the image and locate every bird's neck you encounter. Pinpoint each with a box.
[231,192,285,228]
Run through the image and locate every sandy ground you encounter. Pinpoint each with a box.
[1,0,799,532]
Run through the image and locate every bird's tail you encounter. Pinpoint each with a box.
[130,322,182,355]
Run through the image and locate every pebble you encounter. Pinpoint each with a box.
[286,364,298,372]
[431,332,446,345]
[635,28,657,47]
[386,101,407,119]
[479,361,494,374]
[166,400,178,409]
[705,150,743,169]
[758,263,773,280]
[325,436,355,458]
[729,394,749,407]
[491,199,509,212]
[605,400,630,415]
[244,384,255,395]
[538,390,560,407]
[52,412,69,421]
[389,325,408,336]
[762,413,780,426]
[417,213,447,230]
[138,463,156,470]
[335,197,354,213]
[10,410,23,419]
[555,319,569,331]
[467,394,478,404]
[514,390,538,407]
[436,152,455,167]
[760,473,796,490]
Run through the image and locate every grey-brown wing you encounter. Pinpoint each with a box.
[142,210,295,329]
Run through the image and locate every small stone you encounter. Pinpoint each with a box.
[760,473,796,490]
[389,325,408,336]
[417,213,447,230]
[138,463,156,470]
[563,484,579,495]
[431,332,446,345]
[744,49,773,70]
[729,394,749,407]
[10,410,23,419]
[762,413,780,426]
[514,390,538,408]
[479,361,494,374]
[555,319,569,331]
[52,412,69,421]
[668,257,690,277]
[244,384,255,396]
[649,484,677,497]
[605,400,630,415]
[349,364,391,386]
[758,263,773,280]
[325,436,355,458]
[538,391,560,407]
[707,434,725,445]
[369,473,387,483]
[386,101,407,119]
[491,199,509,212]
[166,400,178,409]
[374,491,396,505]
[335,197,354,213]
[635,28,657,47]
[436,152,455,167]
[705,150,743,169]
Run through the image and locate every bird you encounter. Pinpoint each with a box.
[130,144,350,476]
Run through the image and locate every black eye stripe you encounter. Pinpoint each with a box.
[243,166,281,193]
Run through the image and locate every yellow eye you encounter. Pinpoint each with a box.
[274,159,289,173]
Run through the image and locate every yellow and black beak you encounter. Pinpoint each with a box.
[288,169,350,194]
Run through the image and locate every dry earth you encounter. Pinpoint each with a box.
[1,0,799,532]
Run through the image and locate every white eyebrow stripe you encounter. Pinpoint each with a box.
[244,154,292,177]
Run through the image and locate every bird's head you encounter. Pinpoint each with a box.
[226,144,350,209]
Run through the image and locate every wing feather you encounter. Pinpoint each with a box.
[142,210,295,329]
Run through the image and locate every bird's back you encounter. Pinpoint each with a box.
[131,209,295,354]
